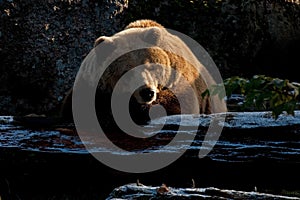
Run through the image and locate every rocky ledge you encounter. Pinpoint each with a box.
[106,183,300,200]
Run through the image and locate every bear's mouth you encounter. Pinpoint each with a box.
[129,96,153,125]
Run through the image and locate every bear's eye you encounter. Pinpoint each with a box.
[139,88,155,102]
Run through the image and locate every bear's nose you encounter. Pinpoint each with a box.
[139,88,155,102]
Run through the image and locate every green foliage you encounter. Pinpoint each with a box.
[203,75,300,119]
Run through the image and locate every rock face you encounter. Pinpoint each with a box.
[0,0,129,116]
[0,0,299,116]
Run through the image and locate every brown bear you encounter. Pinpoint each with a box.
[61,19,227,128]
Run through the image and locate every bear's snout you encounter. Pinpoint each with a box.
[134,86,157,104]
[139,88,155,103]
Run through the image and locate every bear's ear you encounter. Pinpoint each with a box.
[94,36,113,47]
[94,36,116,66]
[143,27,163,45]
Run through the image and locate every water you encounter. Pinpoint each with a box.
[0,112,300,199]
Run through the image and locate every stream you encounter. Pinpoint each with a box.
[0,111,300,199]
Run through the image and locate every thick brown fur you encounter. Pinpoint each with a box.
[125,19,164,29]
[61,19,227,125]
